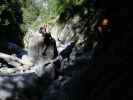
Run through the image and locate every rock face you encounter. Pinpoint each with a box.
[0,1,99,99]
[0,32,94,100]
[0,73,38,100]
[0,3,96,99]
[0,30,60,100]
[0,1,95,100]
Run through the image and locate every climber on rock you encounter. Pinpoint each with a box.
[39,25,58,59]
[39,25,61,79]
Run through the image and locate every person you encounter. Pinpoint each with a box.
[59,41,75,61]
[39,25,58,59]
[39,25,60,79]
[39,24,48,34]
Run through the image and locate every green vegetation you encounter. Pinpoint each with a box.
[0,0,96,49]
[0,0,92,32]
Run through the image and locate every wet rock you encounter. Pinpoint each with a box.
[0,73,38,100]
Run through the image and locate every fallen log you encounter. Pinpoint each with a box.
[0,52,33,68]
